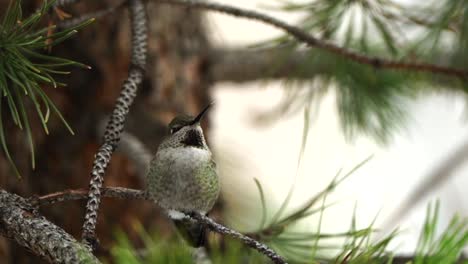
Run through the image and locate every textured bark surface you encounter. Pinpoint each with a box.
[81,0,148,247]
[0,189,100,263]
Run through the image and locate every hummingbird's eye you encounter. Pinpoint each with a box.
[170,126,182,134]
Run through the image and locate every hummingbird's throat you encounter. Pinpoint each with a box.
[182,129,204,148]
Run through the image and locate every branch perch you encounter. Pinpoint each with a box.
[38,187,288,264]
[81,0,148,247]
[189,213,287,264]
[155,0,468,79]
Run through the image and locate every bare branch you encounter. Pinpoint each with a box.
[81,0,148,247]
[156,0,468,79]
[39,187,148,206]
[189,213,287,264]
[38,187,287,263]
[0,189,100,264]
[57,2,126,29]
[210,47,326,83]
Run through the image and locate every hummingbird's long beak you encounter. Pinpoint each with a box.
[191,103,213,125]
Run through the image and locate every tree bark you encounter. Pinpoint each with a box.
[0,189,99,263]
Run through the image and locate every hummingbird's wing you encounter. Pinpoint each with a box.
[174,159,219,248]
[146,153,172,206]
[193,159,220,213]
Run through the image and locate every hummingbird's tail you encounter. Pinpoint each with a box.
[173,217,206,248]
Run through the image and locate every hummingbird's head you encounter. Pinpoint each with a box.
[164,103,213,148]
[168,103,212,134]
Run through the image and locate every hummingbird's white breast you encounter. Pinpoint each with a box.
[160,146,212,168]
[147,142,218,214]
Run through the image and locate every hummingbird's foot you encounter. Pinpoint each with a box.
[167,209,188,220]
[82,235,100,252]
[183,211,207,221]
[24,195,41,216]
[186,211,196,218]
[173,211,207,248]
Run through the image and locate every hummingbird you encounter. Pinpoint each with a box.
[146,104,220,247]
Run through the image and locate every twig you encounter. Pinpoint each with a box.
[81,0,148,248]
[57,2,126,29]
[155,0,468,79]
[37,187,288,263]
[0,189,100,264]
[189,213,288,264]
[117,132,152,179]
[39,187,148,206]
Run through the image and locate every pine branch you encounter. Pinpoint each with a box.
[155,0,468,79]
[81,0,147,248]
[0,189,100,264]
[0,0,91,177]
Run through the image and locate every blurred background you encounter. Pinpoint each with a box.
[0,0,467,262]
[209,0,468,256]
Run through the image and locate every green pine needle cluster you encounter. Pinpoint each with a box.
[253,157,374,262]
[253,0,468,143]
[0,0,92,177]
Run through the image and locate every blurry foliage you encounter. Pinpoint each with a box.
[254,0,468,143]
[112,224,193,264]
[111,222,267,264]
[0,0,91,177]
